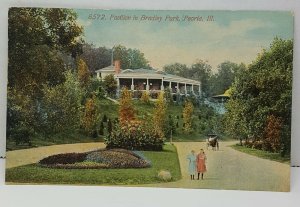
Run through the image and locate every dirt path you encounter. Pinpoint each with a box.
[5,141,290,191]
[6,142,105,169]
[146,141,290,191]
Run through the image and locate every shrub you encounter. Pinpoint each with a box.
[107,119,113,134]
[252,141,263,150]
[140,91,150,104]
[13,126,32,146]
[102,114,108,122]
[105,120,164,151]
[99,121,104,135]
[81,95,100,136]
[157,170,172,181]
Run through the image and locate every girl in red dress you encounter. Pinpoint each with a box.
[196,149,207,180]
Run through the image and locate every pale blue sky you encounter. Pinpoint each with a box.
[75,10,293,71]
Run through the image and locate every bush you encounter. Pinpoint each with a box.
[105,120,164,151]
[252,141,263,150]
[38,149,151,169]
[13,127,32,146]
[99,121,104,135]
[157,170,172,181]
[102,114,108,122]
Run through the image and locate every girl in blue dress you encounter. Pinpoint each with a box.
[187,150,196,180]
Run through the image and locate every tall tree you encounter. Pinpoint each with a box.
[41,71,83,136]
[210,61,245,95]
[103,74,117,96]
[80,43,111,73]
[224,38,293,154]
[119,88,135,126]
[163,63,189,77]
[153,92,167,138]
[77,58,91,88]
[190,60,213,97]
[163,60,212,96]
[8,8,83,95]
[113,45,150,69]
[81,95,100,136]
[183,100,194,133]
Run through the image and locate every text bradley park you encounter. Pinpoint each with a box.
[88,14,215,22]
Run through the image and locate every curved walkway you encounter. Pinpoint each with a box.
[6,142,105,169]
[5,141,290,191]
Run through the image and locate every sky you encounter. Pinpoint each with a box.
[75,10,294,71]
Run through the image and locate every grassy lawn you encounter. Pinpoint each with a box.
[5,144,182,185]
[231,144,290,164]
[7,97,222,151]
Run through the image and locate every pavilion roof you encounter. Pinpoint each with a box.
[115,68,201,85]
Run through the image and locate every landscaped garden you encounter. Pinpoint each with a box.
[6,144,181,185]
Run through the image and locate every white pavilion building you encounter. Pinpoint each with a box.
[95,60,201,99]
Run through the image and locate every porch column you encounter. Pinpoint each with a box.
[169,81,172,90]
[146,78,149,91]
[184,83,187,94]
[131,78,134,90]
[191,84,194,95]
[176,82,179,93]
[160,78,164,91]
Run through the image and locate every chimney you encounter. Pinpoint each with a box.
[114,60,121,74]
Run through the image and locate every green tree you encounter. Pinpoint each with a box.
[163,63,189,77]
[140,91,150,104]
[86,77,105,99]
[183,100,194,133]
[224,38,293,154]
[80,43,111,73]
[99,121,104,135]
[165,115,176,139]
[164,88,174,105]
[8,8,83,95]
[113,45,150,69]
[190,60,213,97]
[41,71,83,136]
[153,92,167,138]
[163,60,212,97]
[103,74,117,97]
[7,88,36,143]
[210,61,246,95]
[107,119,113,134]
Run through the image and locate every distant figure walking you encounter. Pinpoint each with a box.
[187,150,197,180]
[196,149,207,180]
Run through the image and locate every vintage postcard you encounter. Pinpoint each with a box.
[6,8,293,191]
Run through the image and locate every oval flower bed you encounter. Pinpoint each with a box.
[38,148,151,169]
